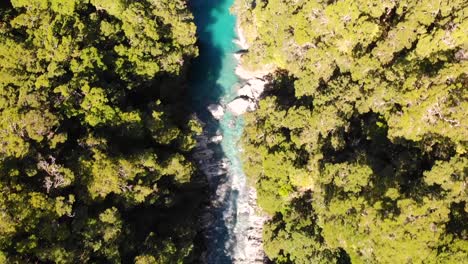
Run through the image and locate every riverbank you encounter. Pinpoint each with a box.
[229,6,273,263]
[219,16,276,117]
[233,23,273,81]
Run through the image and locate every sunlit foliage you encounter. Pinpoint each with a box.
[237,0,467,262]
[0,0,202,262]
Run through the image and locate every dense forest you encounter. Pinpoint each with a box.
[236,0,467,263]
[0,0,205,263]
[1,0,467,263]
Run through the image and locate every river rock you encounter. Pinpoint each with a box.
[195,135,209,149]
[234,22,249,50]
[237,78,266,100]
[207,104,224,120]
[227,97,256,116]
[237,85,254,99]
[211,135,223,143]
[193,149,214,160]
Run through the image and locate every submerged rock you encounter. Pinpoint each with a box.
[207,104,224,120]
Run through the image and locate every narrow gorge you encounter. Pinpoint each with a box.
[188,0,267,263]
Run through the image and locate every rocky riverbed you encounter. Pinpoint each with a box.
[189,0,271,262]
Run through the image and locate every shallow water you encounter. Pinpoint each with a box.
[188,0,262,263]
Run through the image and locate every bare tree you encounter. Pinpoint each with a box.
[37,154,66,193]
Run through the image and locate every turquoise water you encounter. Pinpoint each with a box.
[189,0,252,263]
[189,0,239,107]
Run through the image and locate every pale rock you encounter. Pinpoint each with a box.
[248,79,267,98]
[233,52,242,61]
[207,104,224,120]
[211,135,223,143]
[235,22,249,50]
[237,78,266,100]
[227,98,256,116]
[195,19,270,263]
[235,65,269,80]
[237,85,254,99]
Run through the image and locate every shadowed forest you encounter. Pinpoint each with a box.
[0,0,206,262]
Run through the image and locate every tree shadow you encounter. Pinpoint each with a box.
[320,112,456,215]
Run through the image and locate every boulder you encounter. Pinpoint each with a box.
[248,79,267,98]
[237,78,266,100]
[193,149,214,160]
[235,65,267,80]
[211,135,223,143]
[227,98,256,116]
[237,84,254,99]
[207,104,224,120]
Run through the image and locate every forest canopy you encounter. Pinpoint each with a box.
[0,0,203,263]
[235,0,467,263]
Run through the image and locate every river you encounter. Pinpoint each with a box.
[188,0,265,263]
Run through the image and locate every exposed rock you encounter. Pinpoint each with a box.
[227,77,267,116]
[232,187,269,264]
[211,135,223,143]
[195,135,209,149]
[237,85,254,99]
[235,65,270,80]
[237,78,266,100]
[233,52,242,61]
[194,17,269,264]
[193,149,214,160]
[227,97,256,116]
[192,130,227,181]
[235,22,249,50]
[207,104,224,120]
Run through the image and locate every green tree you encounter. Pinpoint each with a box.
[237,0,468,262]
[0,0,203,262]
